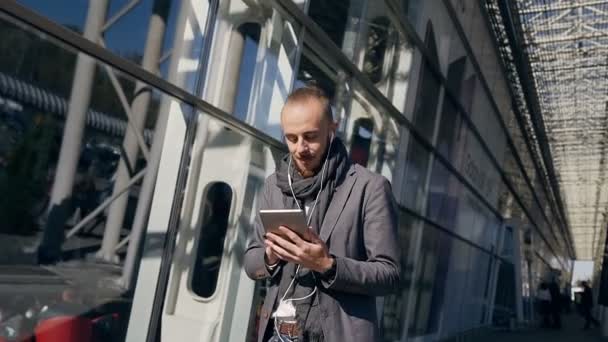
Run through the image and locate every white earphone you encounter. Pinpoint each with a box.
[277,132,334,315]
[286,131,335,214]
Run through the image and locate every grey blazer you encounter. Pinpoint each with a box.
[244,163,401,342]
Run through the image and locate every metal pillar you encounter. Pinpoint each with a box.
[38,0,109,263]
[96,0,170,263]
[119,0,196,290]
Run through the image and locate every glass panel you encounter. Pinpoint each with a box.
[349,118,374,167]
[459,124,502,209]
[15,0,202,88]
[358,2,416,113]
[436,23,472,166]
[211,2,303,139]
[436,96,466,167]
[407,222,442,336]
[460,249,493,330]
[469,93,508,165]
[307,0,352,49]
[426,157,461,231]
[381,210,417,341]
[306,1,416,114]
[190,182,233,298]
[401,137,431,212]
[405,0,424,25]
[294,44,350,126]
[403,1,453,75]
[0,11,170,341]
[306,0,363,60]
[234,23,262,122]
[345,83,401,182]
[406,226,497,339]
[16,0,90,32]
[410,28,441,139]
[492,261,516,327]
[492,227,517,327]
[434,235,470,337]
[426,158,501,250]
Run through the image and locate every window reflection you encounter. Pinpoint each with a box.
[436,57,466,164]
[410,21,440,138]
[295,50,338,100]
[0,12,167,342]
[307,0,350,48]
[350,118,374,166]
[234,23,261,122]
[407,224,441,336]
[381,211,416,341]
[363,16,391,84]
[402,138,431,211]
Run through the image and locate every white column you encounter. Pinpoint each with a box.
[38,0,109,262]
[120,0,206,290]
[96,0,169,263]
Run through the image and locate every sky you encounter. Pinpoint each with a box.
[572,260,594,286]
[16,0,179,60]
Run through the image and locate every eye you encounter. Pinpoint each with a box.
[303,132,318,141]
[285,135,297,143]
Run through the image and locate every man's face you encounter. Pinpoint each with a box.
[281,98,336,178]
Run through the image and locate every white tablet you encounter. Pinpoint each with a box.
[259,209,308,237]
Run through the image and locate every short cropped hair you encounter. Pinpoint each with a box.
[284,84,333,122]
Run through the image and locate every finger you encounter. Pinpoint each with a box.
[278,226,305,244]
[266,232,281,240]
[266,231,300,252]
[268,240,299,263]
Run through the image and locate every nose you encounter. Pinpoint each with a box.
[296,138,309,155]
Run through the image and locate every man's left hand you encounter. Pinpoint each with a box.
[265,226,334,273]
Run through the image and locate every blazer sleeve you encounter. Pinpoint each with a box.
[244,178,282,280]
[321,176,401,296]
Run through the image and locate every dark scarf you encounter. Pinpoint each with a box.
[273,137,350,341]
[275,137,350,233]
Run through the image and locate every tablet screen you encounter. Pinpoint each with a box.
[259,209,308,237]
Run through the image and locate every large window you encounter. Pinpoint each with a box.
[233,23,261,122]
[0,9,172,341]
[349,118,374,167]
[410,22,440,139]
[307,0,350,49]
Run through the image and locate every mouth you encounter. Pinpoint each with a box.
[297,154,313,162]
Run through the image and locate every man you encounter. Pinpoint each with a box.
[244,85,401,342]
[580,281,600,330]
[548,276,562,329]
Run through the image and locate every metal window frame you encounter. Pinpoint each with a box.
[273,0,506,223]
[0,1,285,154]
[385,0,573,268]
[273,0,574,296]
[0,0,574,338]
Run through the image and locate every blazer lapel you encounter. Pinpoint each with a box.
[320,167,357,243]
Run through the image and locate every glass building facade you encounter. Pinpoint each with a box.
[0,0,574,341]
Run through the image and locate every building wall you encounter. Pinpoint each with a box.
[0,0,575,341]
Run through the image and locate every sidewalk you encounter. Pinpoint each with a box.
[477,313,605,342]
